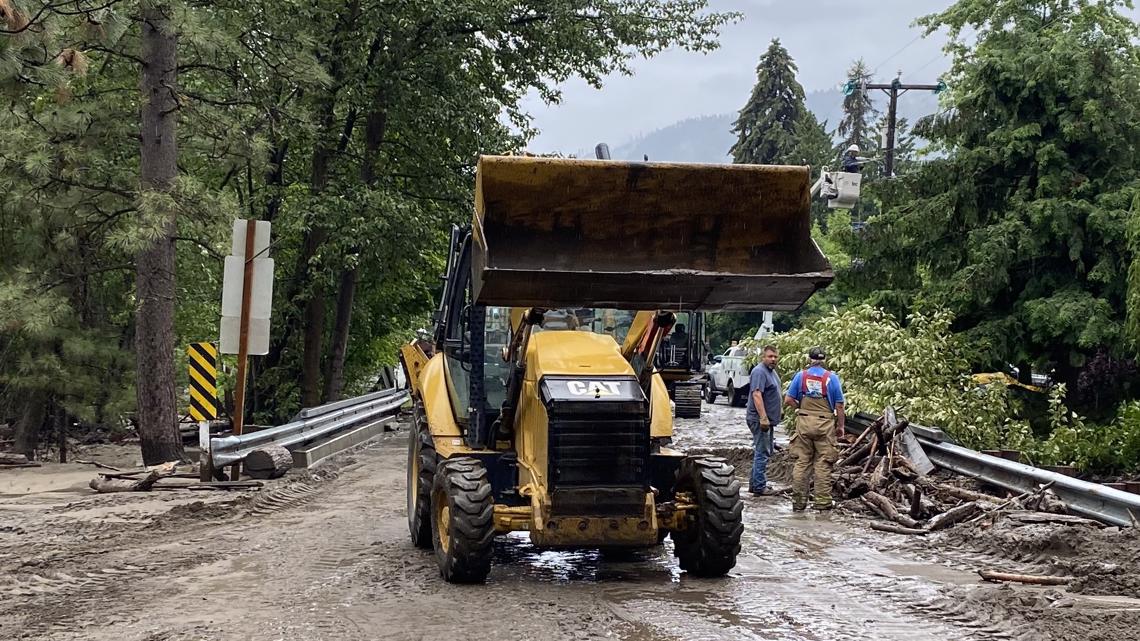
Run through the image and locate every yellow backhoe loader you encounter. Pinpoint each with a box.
[399,156,833,583]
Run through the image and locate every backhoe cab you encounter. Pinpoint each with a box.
[400,155,833,583]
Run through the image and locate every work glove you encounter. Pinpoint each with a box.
[759,416,771,431]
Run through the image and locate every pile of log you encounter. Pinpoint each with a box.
[834,408,1088,535]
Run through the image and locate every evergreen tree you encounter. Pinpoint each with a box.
[854,0,1140,404]
[836,59,877,157]
[792,112,834,169]
[730,39,808,164]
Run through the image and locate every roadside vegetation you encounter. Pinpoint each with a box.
[729,0,1140,476]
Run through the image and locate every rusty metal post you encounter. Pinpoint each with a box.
[230,219,257,480]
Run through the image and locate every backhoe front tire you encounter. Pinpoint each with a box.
[432,457,494,583]
[407,401,437,549]
[671,456,744,577]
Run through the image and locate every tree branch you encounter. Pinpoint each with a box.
[172,236,225,261]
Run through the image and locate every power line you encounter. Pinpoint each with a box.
[870,33,923,76]
[910,52,948,77]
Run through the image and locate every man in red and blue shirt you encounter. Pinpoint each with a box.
[784,346,846,511]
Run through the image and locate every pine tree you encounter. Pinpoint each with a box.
[730,39,808,165]
[836,59,877,157]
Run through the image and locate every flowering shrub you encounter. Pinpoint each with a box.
[743,305,1051,456]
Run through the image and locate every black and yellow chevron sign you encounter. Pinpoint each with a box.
[187,342,218,421]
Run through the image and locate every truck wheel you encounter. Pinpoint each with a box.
[407,401,437,548]
[432,457,494,583]
[702,382,718,404]
[671,456,743,577]
[674,384,703,419]
[729,381,747,407]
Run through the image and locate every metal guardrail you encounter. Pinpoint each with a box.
[291,389,401,421]
[849,413,1140,528]
[211,388,409,467]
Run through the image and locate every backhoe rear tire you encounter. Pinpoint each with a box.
[674,384,702,419]
[407,401,437,549]
[432,457,494,583]
[671,455,744,577]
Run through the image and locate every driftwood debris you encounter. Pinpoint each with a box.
[978,570,1073,586]
[149,480,263,491]
[870,522,928,535]
[838,408,1077,537]
[89,470,163,493]
[74,459,122,472]
[862,491,922,529]
[926,501,982,531]
[1004,511,1105,527]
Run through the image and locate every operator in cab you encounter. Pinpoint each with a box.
[783,346,846,512]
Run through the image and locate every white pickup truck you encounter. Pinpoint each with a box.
[704,344,756,407]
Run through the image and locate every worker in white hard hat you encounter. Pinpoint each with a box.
[842,144,860,173]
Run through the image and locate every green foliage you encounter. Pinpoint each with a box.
[730,39,814,165]
[744,305,1039,452]
[835,59,877,155]
[744,304,1140,475]
[849,0,1140,400]
[1036,398,1140,475]
[775,208,854,327]
[0,0,738,441]
[704,312,765,354]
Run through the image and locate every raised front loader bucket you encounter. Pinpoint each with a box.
[472,155,833,312]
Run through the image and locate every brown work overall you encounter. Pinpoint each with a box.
[790,393,839,509]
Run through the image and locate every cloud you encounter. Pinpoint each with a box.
[519,0,957,154]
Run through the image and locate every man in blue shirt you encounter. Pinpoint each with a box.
[784,346,846,511]
[745,345,782,495]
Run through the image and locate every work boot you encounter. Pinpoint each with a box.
[811,500,834,511]
[791,500,807,512]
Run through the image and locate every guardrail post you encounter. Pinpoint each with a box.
[198,420,212,481]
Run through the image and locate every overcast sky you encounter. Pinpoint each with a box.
[520,0,958,154]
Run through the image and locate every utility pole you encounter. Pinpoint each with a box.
[862,75,944,177]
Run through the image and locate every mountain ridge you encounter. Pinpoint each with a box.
[610,88,941,163]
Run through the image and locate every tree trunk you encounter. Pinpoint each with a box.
[295,77,339,409]
[323,267,357,402]
[299,235,328,409]
[135,1,185,465]
[13,391,47,459]
[55,400,67,464]
[323,103,386,403]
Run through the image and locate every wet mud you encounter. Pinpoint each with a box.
[0,401,1135,640]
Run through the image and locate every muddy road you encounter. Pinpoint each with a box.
[2,401,1138,641]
